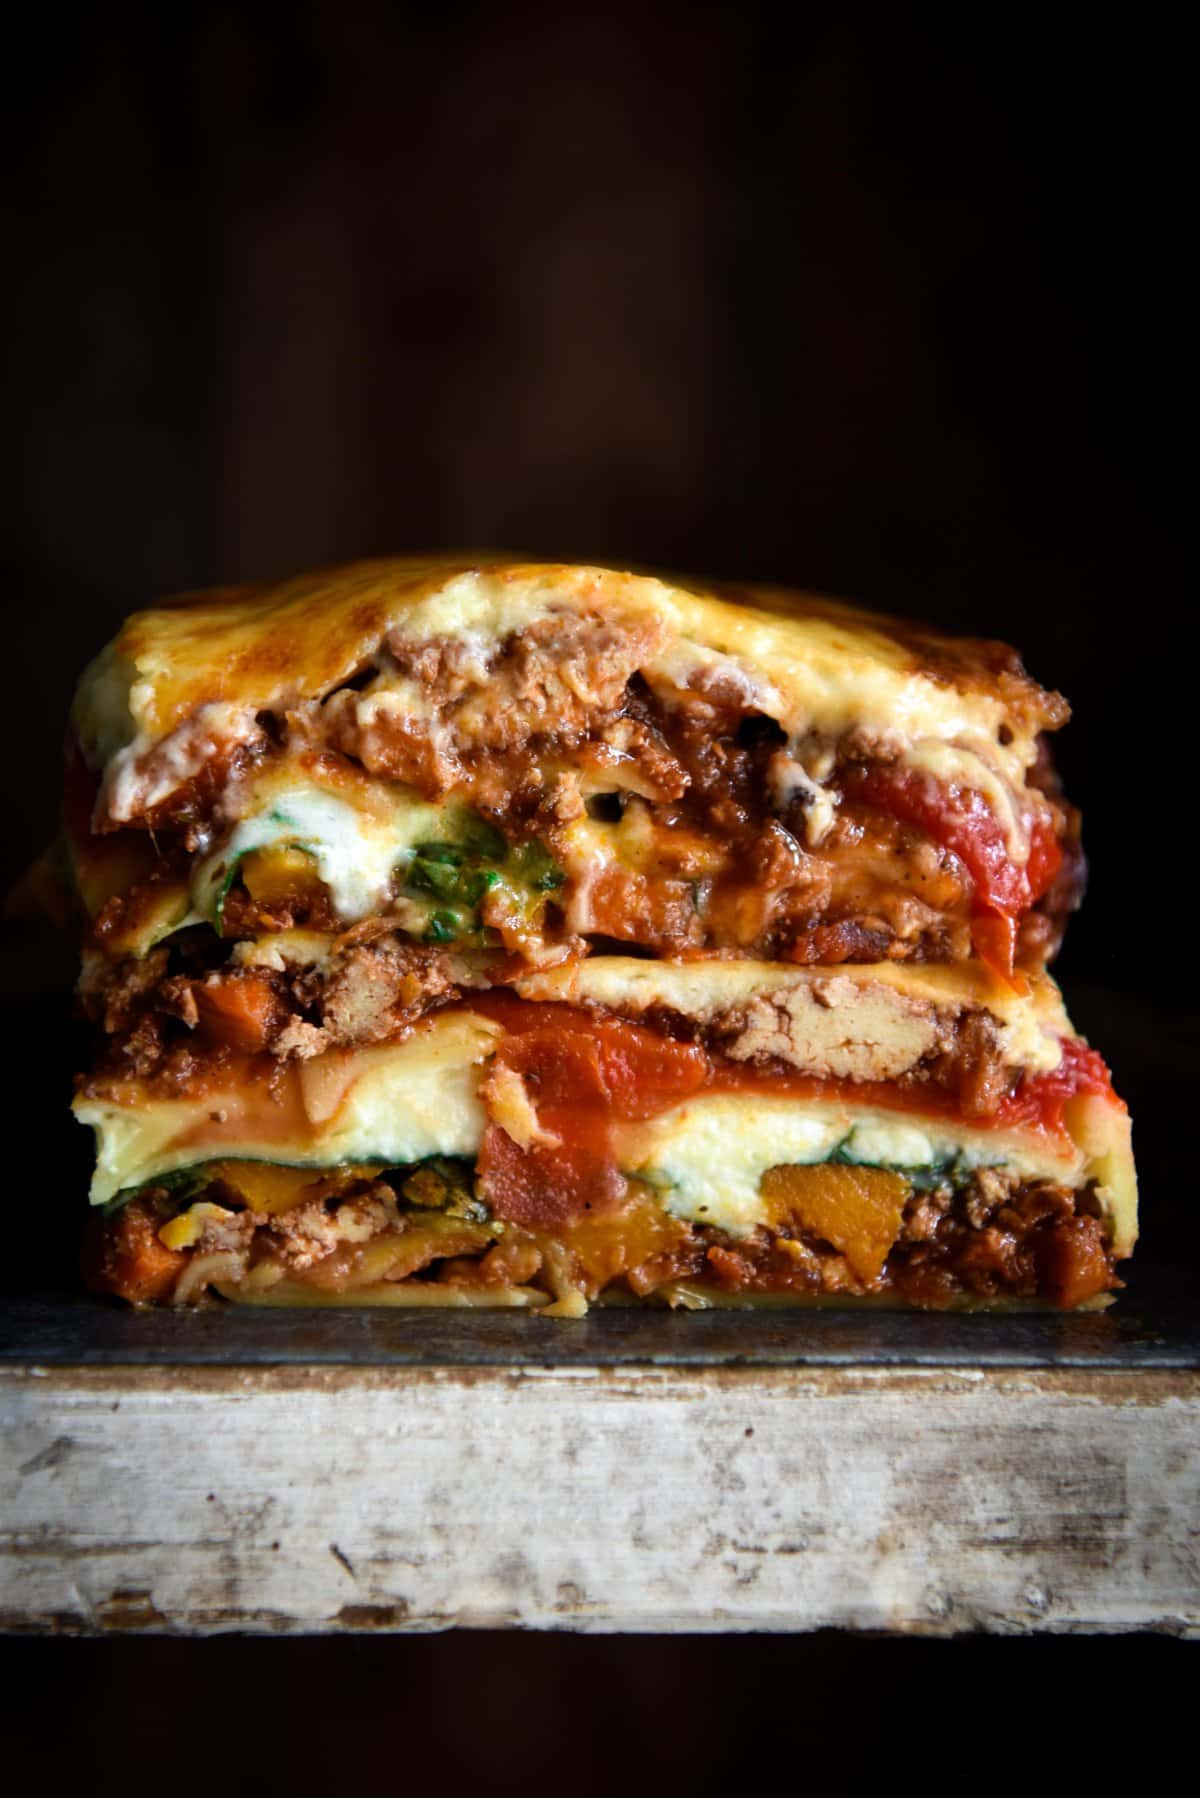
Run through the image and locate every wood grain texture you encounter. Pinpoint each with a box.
[2,1364,1197,1637]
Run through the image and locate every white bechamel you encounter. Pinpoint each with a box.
[627,1100,845,1235]
[74,1012,502,1204]
[104,703,262,827]
[191,776,452,924]
[618,1093,1081,1239]
[302,1016,499,1166]
[766,752,839,846]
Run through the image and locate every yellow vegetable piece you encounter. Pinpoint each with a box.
[240,845,322,905]
[760,1162,911,1284]
[158,1202,236,1251]
[548,1185,690,1295]
[203,1159,385,1215]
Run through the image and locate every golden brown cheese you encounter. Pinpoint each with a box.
[73,557,1066,830]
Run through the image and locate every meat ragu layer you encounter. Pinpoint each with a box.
[87,1169,1117,1314]
[80,957,1071,1128]
[70,610,1083,1045]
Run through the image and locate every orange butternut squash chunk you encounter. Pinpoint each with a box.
[760,1163,910,1283]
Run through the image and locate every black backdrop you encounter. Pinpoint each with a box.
[1,0,1193,1704]
[4,2,1193,987]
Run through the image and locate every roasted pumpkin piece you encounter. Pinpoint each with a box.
[191,974,283,1051]
[82,1196,188,1304]
[240,845,325,907]
[760,1162,910,1284]
[547,1185,693,1295]
[1034,1212,1113,1309]
[204,1159,385,1215]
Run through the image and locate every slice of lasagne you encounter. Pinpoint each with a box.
[64,557,1134,1310]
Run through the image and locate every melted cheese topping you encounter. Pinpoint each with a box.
[73,559,1063,824]
[553,806,720,931]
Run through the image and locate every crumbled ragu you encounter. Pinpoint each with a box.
[78,946,170,1034]
[186,1205,258,1256]
[188,1183,403,1275]
[587,716,689,802]
[318,940,458,1046]
[720,975,953,1084]
[271,1017,327,1059]
[154,975,200,1030]
[116,1013,170,1079]
[901,1185,954,1242]
[436,613,667,751]
[266,1186,401,1267]
[962,1164,1023,1229]
[328,613,667,794]
[924,1012,1012,1120]
[540,771,587,827]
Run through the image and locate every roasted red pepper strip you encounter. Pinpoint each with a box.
[846,765,1062,977]
[473,999,709,1228]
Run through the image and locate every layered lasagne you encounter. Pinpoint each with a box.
[64,557,1135,1311]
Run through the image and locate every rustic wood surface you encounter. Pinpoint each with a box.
[3,1362,1197,1637]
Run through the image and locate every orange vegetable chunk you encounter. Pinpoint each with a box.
[192,975,281,1052]
[760,1163,910,1283]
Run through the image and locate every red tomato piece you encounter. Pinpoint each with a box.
[847,765,1063,980]
[970,910,1023,986]
[192,975,281,1053]
[473,1002,709,1228]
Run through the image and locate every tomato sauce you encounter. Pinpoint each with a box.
[845,765,1062,978]
[471,996,708,1227]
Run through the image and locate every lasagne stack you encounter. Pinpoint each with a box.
[66,557,1135,1311]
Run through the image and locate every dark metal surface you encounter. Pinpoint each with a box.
[2,1259,1197,1368]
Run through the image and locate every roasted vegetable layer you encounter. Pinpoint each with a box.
[85,1154,1118,1313]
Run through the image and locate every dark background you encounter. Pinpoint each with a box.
[2,0,1193,1715]
[4,1,1193,984]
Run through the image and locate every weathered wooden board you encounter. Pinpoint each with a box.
[3,1363,1197,1636]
